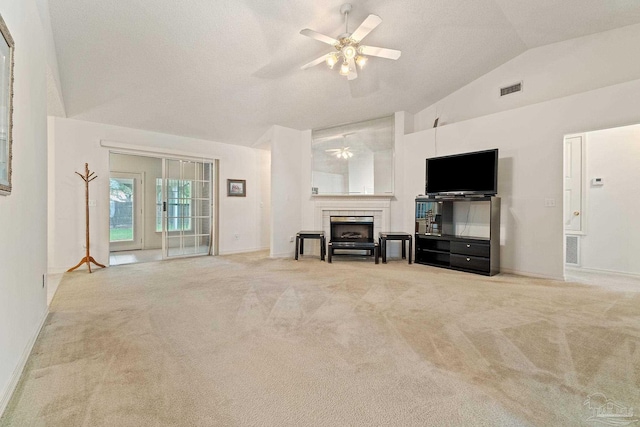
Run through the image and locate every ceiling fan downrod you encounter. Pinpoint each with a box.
[341,3,352,35]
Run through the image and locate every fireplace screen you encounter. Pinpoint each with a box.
[330,216,374,243]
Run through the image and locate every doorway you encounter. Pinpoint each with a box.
[563,124,640,289]
[109,152,216,265]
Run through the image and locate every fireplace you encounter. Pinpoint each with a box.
[330,216,374,243]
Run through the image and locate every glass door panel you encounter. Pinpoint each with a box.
[162,159,213,259]
[110,173,142,251]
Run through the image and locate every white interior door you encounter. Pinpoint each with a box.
[564,135,584,233]
[109,172,143,251]
[162,159,213,259]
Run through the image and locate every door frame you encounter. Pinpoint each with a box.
[563,133,586,235]
[106,146,219,261]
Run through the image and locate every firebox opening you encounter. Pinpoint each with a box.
[329,216,375,254]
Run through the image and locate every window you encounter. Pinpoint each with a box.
[156,179,192,232]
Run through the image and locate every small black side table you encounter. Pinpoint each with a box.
[379,232,412,264]
[295,231,326,261]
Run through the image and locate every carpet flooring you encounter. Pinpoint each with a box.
[2,252,639,426]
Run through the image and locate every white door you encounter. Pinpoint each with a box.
[109,172,143,251]
[564,135,584,232]
[162,159,214,259]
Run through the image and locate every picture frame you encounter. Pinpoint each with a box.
[0,14,14,196]
[227,179,246,197]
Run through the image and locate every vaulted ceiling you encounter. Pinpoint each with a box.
[49,0,640,145]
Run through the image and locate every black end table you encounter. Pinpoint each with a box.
[295,231,326,261]
[379,232,412,264]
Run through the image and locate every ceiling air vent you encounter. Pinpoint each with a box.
[500,82,522,97]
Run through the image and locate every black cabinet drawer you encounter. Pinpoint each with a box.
[451,241,490,257]
[450,254,490,272]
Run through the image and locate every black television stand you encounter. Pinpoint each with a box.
[414,196,500,276]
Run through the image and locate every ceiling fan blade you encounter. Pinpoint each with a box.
[300,29,339,46]
[301,53,332,70]
[350,14,382,42]
[360,45,402,60]
[347,57,358,80]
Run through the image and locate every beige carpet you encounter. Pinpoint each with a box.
[2,252,639,426]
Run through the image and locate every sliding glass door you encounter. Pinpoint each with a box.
[162,159,214,259]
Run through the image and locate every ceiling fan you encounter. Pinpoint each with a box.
[326,147,354,159]
[300,3,401,80]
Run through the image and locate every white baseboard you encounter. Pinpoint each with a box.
[499,267,564,281]
[0,308,49,417]
[565,266,640,279]
[218,247,267,256]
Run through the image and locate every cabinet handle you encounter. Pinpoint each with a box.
[466,258,470,262]
[573,211,580,216]
[466,244,471,248]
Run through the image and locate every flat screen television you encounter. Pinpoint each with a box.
[425,149,498,196]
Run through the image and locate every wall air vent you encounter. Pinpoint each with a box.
[565,235,580,265]
[500,82,522,97]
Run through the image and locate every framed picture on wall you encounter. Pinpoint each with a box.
[227,179,246,197]
[0,14,15,196]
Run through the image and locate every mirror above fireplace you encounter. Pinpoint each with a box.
[311,115,394,196]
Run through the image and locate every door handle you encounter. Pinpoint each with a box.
[163,202,167,212]
[573,211,580,216]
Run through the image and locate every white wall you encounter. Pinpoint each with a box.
[0,0,50,414]
[405,79,640,279]
[414,23,640,132]
[109,153,163,250]
[48,117,263,272]
[580,124,640,275]
[258,149,271,251]
[407,24,640,279]
[270,125,305,257]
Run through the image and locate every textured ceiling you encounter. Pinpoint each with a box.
[49,0,640,145]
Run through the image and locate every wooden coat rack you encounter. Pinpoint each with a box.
[68,163,105,273]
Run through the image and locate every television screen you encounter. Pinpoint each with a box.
[425,149,498,196]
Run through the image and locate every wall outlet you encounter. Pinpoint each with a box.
[289,236,294,242]
[88,199,96,207]
[544,198,556,207]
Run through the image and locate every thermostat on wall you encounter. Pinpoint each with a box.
[591,177,604,186]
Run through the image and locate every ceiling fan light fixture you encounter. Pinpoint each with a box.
[342,45,356,60]
[356,55,367,68]
[326,54,338,69]
[339,61,350,76]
